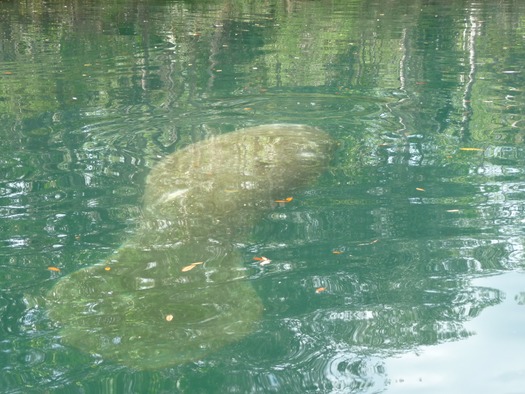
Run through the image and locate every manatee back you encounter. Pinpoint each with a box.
[143,124,334,235]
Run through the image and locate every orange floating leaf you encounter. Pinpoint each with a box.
[275,197,293,203]
[181,261,203,272]
[254,256,271,265]
[315,287,326,294]
[47,266,60,272]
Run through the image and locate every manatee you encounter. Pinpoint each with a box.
[46,124,334,369]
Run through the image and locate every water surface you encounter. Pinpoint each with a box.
[1,0,525,392]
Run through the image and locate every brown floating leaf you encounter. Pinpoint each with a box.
[48,266,61,272]
[315,287,326,294]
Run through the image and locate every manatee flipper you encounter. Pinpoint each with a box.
[46,124,334,369]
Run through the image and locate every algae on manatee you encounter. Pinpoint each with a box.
[46,124,334,369]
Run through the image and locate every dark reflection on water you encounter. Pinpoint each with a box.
[1,0,525,392]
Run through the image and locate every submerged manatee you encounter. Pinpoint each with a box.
[46,124,334,369]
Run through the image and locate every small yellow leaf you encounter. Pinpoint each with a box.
[104,266,111,271]
[459,147,483,151]
[275,197,293,203]
[165,314,174,322]
[416,187,425,192]
[332,250,344,255]
[47,266,60,272]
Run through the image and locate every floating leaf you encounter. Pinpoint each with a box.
[253,256,271,265]
[332,250,344,255]
[48,266,60,272]
[181,262,203,272]
[416,187,425,192]
[446,209,460,213]
[275,197,293,203]
[315,287,326,294]
[104,266,111,271]
[165,314,174,322]
[459,147,483,151]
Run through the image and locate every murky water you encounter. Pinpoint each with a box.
[1,0,525,392]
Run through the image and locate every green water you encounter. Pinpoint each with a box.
[1,0,525,392]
